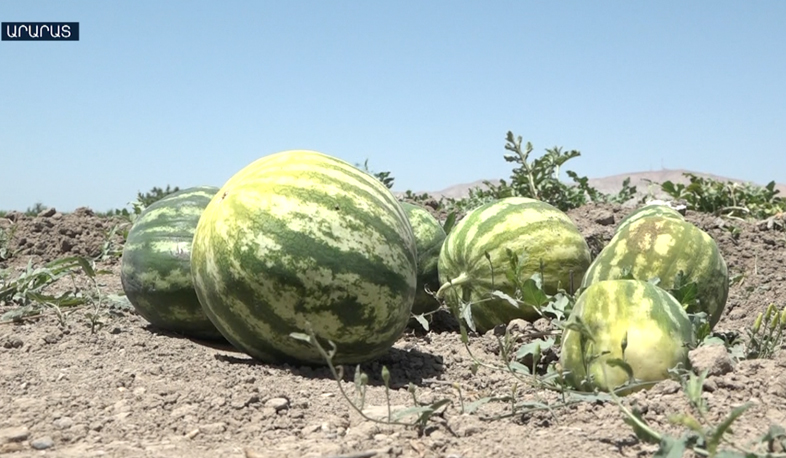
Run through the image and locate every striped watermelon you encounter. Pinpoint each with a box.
[190,150,418,365]
[616,201,685,234]
[560,279,695,392]
[582,215,728,328]
[120,185,222,340]
[399,202,446,315]
[436,197,592,333]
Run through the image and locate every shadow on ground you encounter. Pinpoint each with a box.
[212,345,445,388]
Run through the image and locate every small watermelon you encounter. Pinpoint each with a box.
[399,202,445,316]
[120,186,222,340]
[582,215,728,328]
[436,197,592,333]
[560,279,695,392]
[190,150,418,365]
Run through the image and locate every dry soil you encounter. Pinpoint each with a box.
[0,203,784,458]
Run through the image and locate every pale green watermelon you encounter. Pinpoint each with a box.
[560,279,695,393]
[582,215,728,328]
[190,150,418,365]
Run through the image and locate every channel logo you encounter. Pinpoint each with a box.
[2,22,80,41]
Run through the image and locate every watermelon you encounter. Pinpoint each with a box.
[190,150,418,365]
[436,197,592,333]
[120,185,222,340]
[399,202,446,315]
[560,279,695,392]
[616,201,685,234]
[582,215,728,328]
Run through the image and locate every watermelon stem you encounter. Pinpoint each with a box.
[435,273,471,298]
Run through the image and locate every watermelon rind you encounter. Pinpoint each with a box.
[120,185,223,340]
[582,215,728,329]
[560,279,695,393]
[616,201,685,234]
[436,197,592,333]
[399,202,446,316]
[190,150,418,365]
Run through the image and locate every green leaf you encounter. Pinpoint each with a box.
[606,358,634,384]
[707,402,753,455]
[105,294,133,311]
[541,294,570,320]
[668,413,704,433]
[490,290,520,308]
[0,305,38,322]
[653,434,688,458]
[458,296,477,333]
[683,370,708,414]
[507,361,531,375]
[515,337,555,361]
[560,317,595,342]
[462,396,495,414]
[622,406,660,444]
[390,398,451,423]
[520,277,549,308]
[442,211,457,235]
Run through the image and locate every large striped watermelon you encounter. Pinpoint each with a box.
[436,197,592,333]
[560,279,695,392]
[120,185,223,340]
[190,150,418,365]
[582,215,728,328]
[399,202,445,315]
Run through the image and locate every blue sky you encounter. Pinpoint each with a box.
[2,1,785,212]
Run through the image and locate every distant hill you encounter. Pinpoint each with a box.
[398,169,786,202]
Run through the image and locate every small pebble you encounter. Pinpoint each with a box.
[53,417,74,429]
[30,436,54,450]
[265,397,289,412]
[3,337,23,349]
[0,426,29,443]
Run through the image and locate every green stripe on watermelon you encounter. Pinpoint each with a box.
[399,202,446,315]
[560,279,695,393]
[616,202,685,234]
[436,197,592,333]
[582,215,728,328]
[120,185,223,340]
[191,150,417,365]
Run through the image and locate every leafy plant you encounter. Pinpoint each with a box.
[660,173,786,221]
[25,202,48,216]
[744,303,785,360]
[135,185,180,208]
[395,130,637,217]
[617,368,786,457]
[0,223,20,261]
[0,256,105,325]
[470,131,637,212]
[401,190,432,204]
[102,185,181,222]
[290,324,453,434]
[357,159,394,190]
[95,224,125,262]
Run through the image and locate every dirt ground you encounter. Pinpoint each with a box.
[1,203,785,458]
